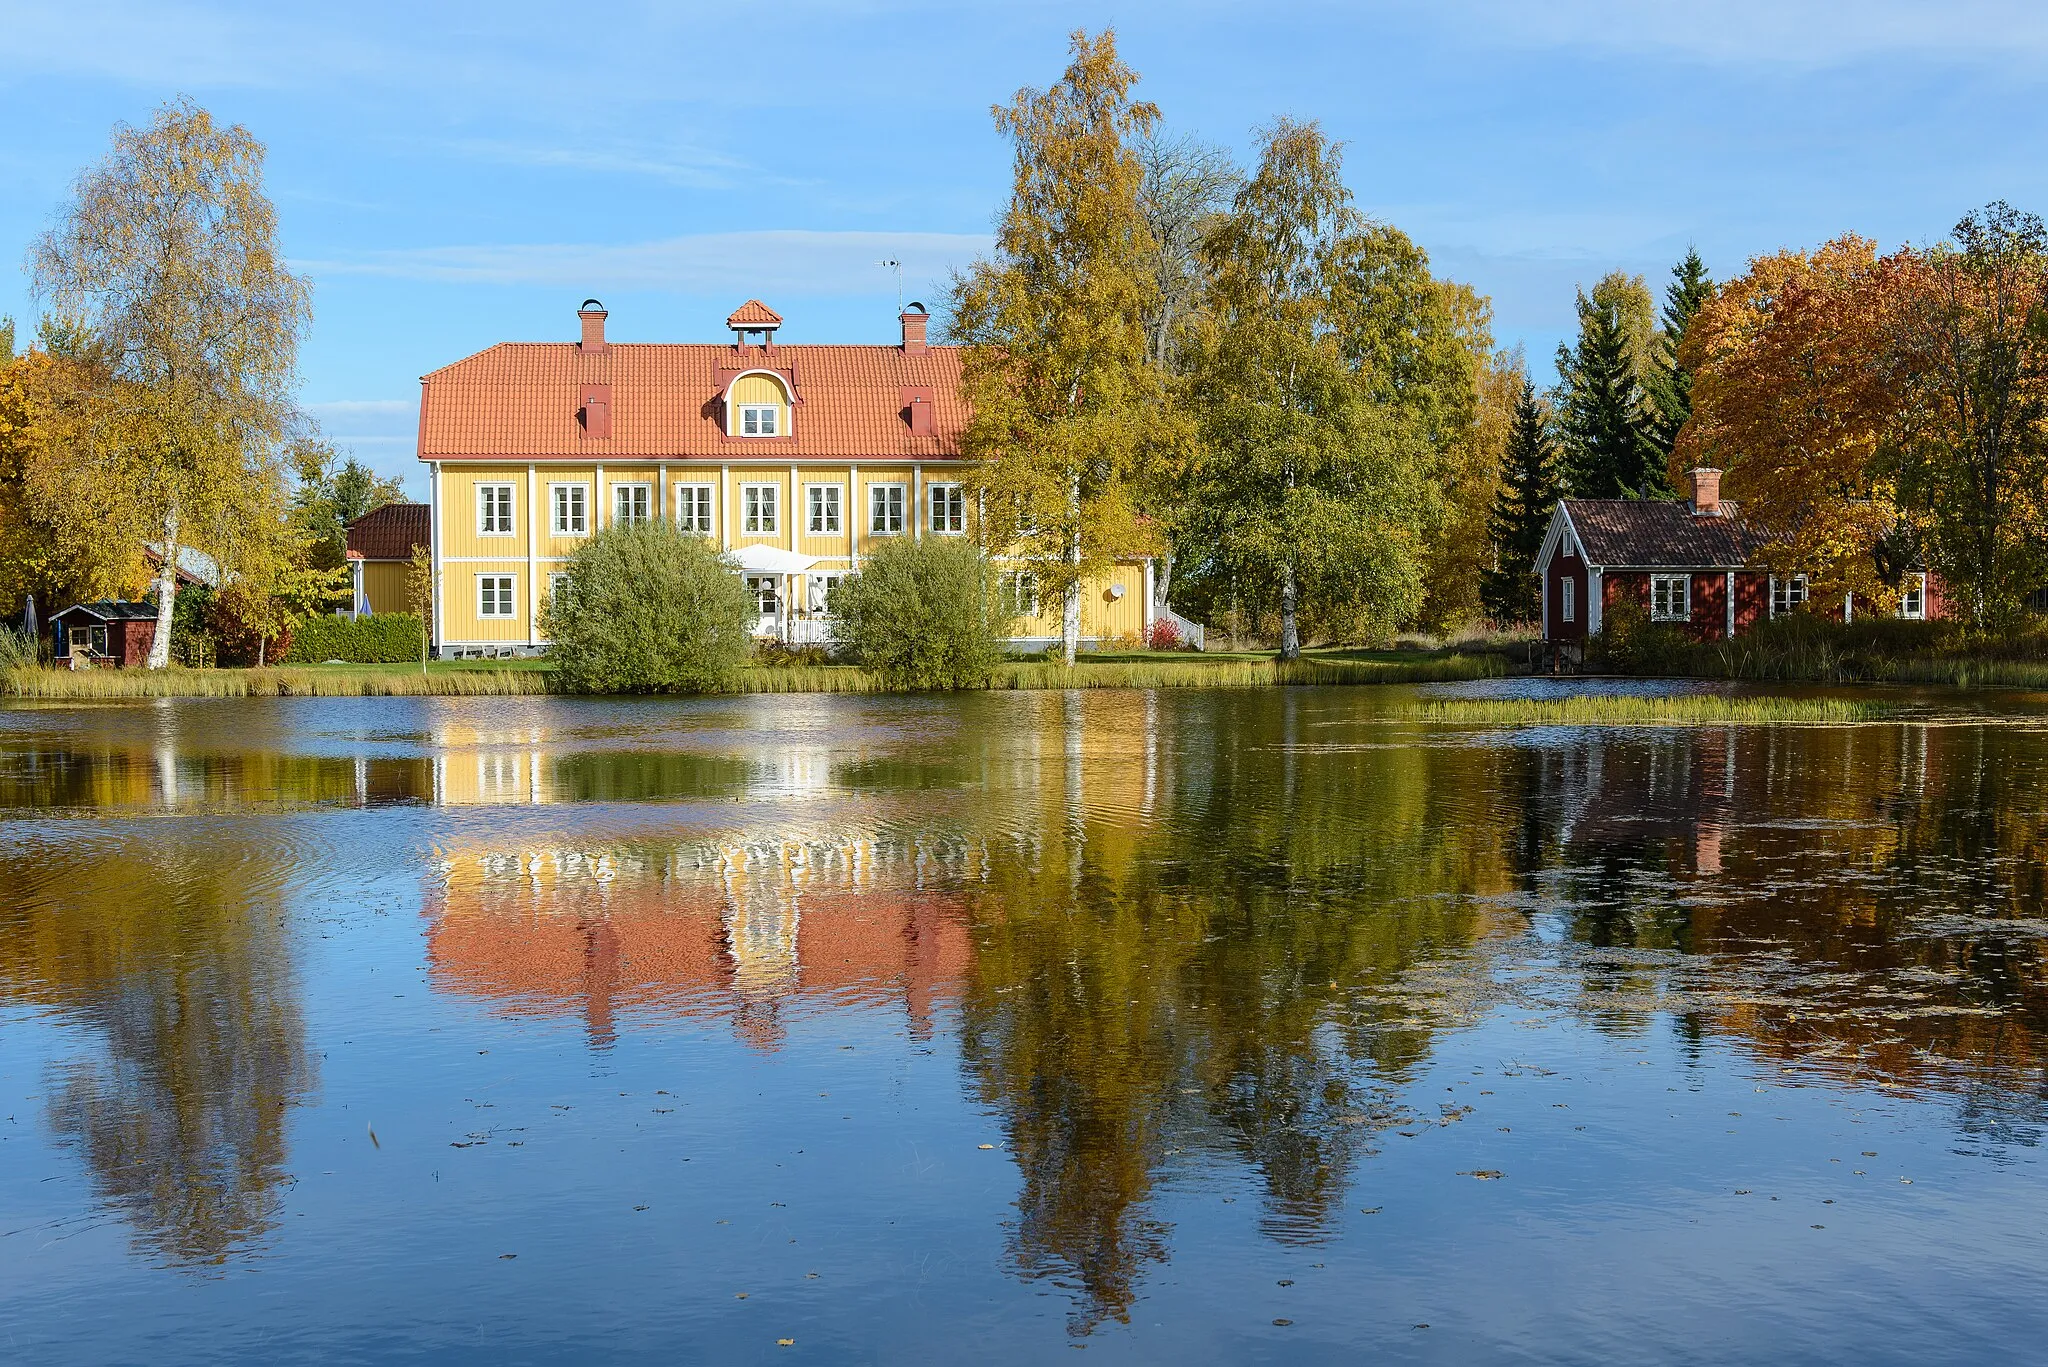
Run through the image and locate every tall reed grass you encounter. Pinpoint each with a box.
[1411,695,1894,727]
[1,665,546,699]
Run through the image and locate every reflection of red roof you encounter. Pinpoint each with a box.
[346,503,429,560]
[725,299,784,329]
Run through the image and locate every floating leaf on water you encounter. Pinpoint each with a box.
[1460,1170,1505,1180]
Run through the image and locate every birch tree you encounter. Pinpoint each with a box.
[29,99,310,667]
[950,29,1166,665]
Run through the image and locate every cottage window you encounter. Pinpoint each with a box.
[478,484,515,536]
[1651,574,1691,622]
[1770,574,1809,617]
[1900,574,1926,620]
[1000,571,1038,619]
[807,485,842,534]
[738,403,779,437]
[742,484,779,535]
[870,483,905,535]
[551,484,588,536]
[929,482,965,534]
[67,622,109,657]
[613,483,651,526]
[675,483,714,533]
[1561,577,1576,623]
[478,575,516,618]
[548,572,572,610]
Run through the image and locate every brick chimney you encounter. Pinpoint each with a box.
[578,299,608,352]
[900,302,929,355]
[1689,467,1722,517]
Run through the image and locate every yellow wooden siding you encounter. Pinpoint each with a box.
[795,469,853,562]
[360,561,411,614]
[728,467,790,547]
[1005,562,1147,642]
[541,469,596,558]
[729,373,789,436]
[443,562,531,643]
[439,465,529,561]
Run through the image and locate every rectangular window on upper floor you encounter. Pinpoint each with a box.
[739,404,779,437]
[743,484,779,535]
[806,484,841,534]
[676,484,713,533]
[477,484,515,536]
[870,483,905,535]
[613,483,651,527]
[929,483,964,534]
[550,484,588,536]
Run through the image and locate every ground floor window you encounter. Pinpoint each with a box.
[1771,573,1809,617]
[807,572,846,613]
[745,575,781,617]
[65,623,109,657]
[548,572,572,611]
[1561,577,1576,623]
[1000,570,1038,620]
[676,483,714,533]
[478,575,516,618]
[1651,574,1690,622]
[1900,573,1926,620]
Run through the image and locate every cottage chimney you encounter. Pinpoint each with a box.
[1689,467,1722,517]
[900,302,930,355]
[578,299,609,352]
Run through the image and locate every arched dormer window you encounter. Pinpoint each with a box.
[726,371,792,438]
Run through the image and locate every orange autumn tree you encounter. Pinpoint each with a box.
[1676,236,1908,612]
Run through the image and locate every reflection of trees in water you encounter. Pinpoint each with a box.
[0,833,314,1266]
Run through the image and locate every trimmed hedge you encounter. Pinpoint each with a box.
[283,613,427,664]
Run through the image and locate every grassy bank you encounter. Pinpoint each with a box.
[1603,614,2048,690]
[2,647,1509,700]
[1412,695,1895,727]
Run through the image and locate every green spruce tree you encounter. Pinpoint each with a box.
[1645,248,1714,463]
[1556,286,1665,498]
[1481,374,1562,624]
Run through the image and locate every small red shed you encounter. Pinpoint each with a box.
[50,601,161,668]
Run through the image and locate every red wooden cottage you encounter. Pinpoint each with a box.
[50,601,160,667]
[1535,468,1939,646]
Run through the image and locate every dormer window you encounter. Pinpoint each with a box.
[739,403,779,437]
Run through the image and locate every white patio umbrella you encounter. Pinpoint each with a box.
[726,546,820,640]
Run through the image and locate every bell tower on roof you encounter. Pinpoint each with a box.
[726,299,784,348]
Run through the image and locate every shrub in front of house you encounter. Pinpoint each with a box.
[283,612,426,664]
[1591,597,1688,674]
[828,535,1004,689]
[540,521,755,694]
[1147,618,1184,650]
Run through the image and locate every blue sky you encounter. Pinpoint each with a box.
[4,1,2046,498]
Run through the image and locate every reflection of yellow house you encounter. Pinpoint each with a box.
[418,298,1155,656]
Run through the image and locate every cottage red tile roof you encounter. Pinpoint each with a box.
[1562,498,1763,569]
[419,340,967,461]
[724,299,784,329]
[347,503,430,560]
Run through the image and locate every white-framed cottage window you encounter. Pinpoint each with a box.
[929,482,965,534]
[550,483,588,536]
[1000,570,1038,619]
[806,484,842,534]
[613,482,651,526]
[1561,577,1576,623]
[738,403,779,437]
[477,483,516,536]
[742,483,779,535]
[1900,573,1927,620]
[675,483,714,533]
[807,572,846,613]
[1650,574,1691,622]
[547,572,572,611]
[477,574,516,618]
[1770,574,1809,618]
[745,574,780,616]
[869,483,905,535]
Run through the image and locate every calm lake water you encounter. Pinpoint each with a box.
[4,683,2047,1364]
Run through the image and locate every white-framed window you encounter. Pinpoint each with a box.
[1900,573,1927,620]
[869,482,906,535]
[1561,577,1576,623]
[745,574,780,616]
[550,483,588,536]
[1651,574,1691,622]
[738,403,780,437]
[548,572,572,611]
[807,572,846,614]
[742,483,779,535]
[999,570,1038,619]
[478,574,516,618]
[477,483,515,536]
[929,482,965,534]
[1771,573,1809,618]
[806,484,842,534]
[613,482,651,526]
[675,483,714,534]
[66,622,109,657]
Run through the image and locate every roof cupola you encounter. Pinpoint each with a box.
[726,299,784,348]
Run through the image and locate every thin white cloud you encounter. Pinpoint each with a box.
[304,399,415,419]
[300,230,992,296]
[447,137,748,190]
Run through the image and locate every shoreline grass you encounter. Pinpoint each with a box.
[2,649,1509,700]
[1410,695,1897,727]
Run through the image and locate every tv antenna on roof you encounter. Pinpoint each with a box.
[878,258,902,314]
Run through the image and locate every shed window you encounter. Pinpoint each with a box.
[1651,574,1691,622]
[1771,574,1809,617]
[870,483,905,535]
[739,404,779,437]
[67,622,110,657]
[478,575,516,618]
[1561,577,1576,623]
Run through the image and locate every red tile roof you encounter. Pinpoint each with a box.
[725,299,784,329]
[1562,499,1763,569]
[347,503,430,560]
[419,340,967,462]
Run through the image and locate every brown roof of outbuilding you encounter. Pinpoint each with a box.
[418,341,967,461]
[347,503,430,560]
[1562,498,1763,569]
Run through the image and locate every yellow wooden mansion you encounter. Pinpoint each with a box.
[411,299,1161,656]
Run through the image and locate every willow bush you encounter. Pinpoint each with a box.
[540,522,754,694]
[829,536,1005,689]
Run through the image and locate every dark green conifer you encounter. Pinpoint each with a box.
[1556,289,1665,498]
[1481,375,1563,624]
[1645,248,1714,462]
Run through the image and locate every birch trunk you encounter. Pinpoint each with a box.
[1279,562,1300,661]
[1062,471,1082,666]
[146,506,179,669]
